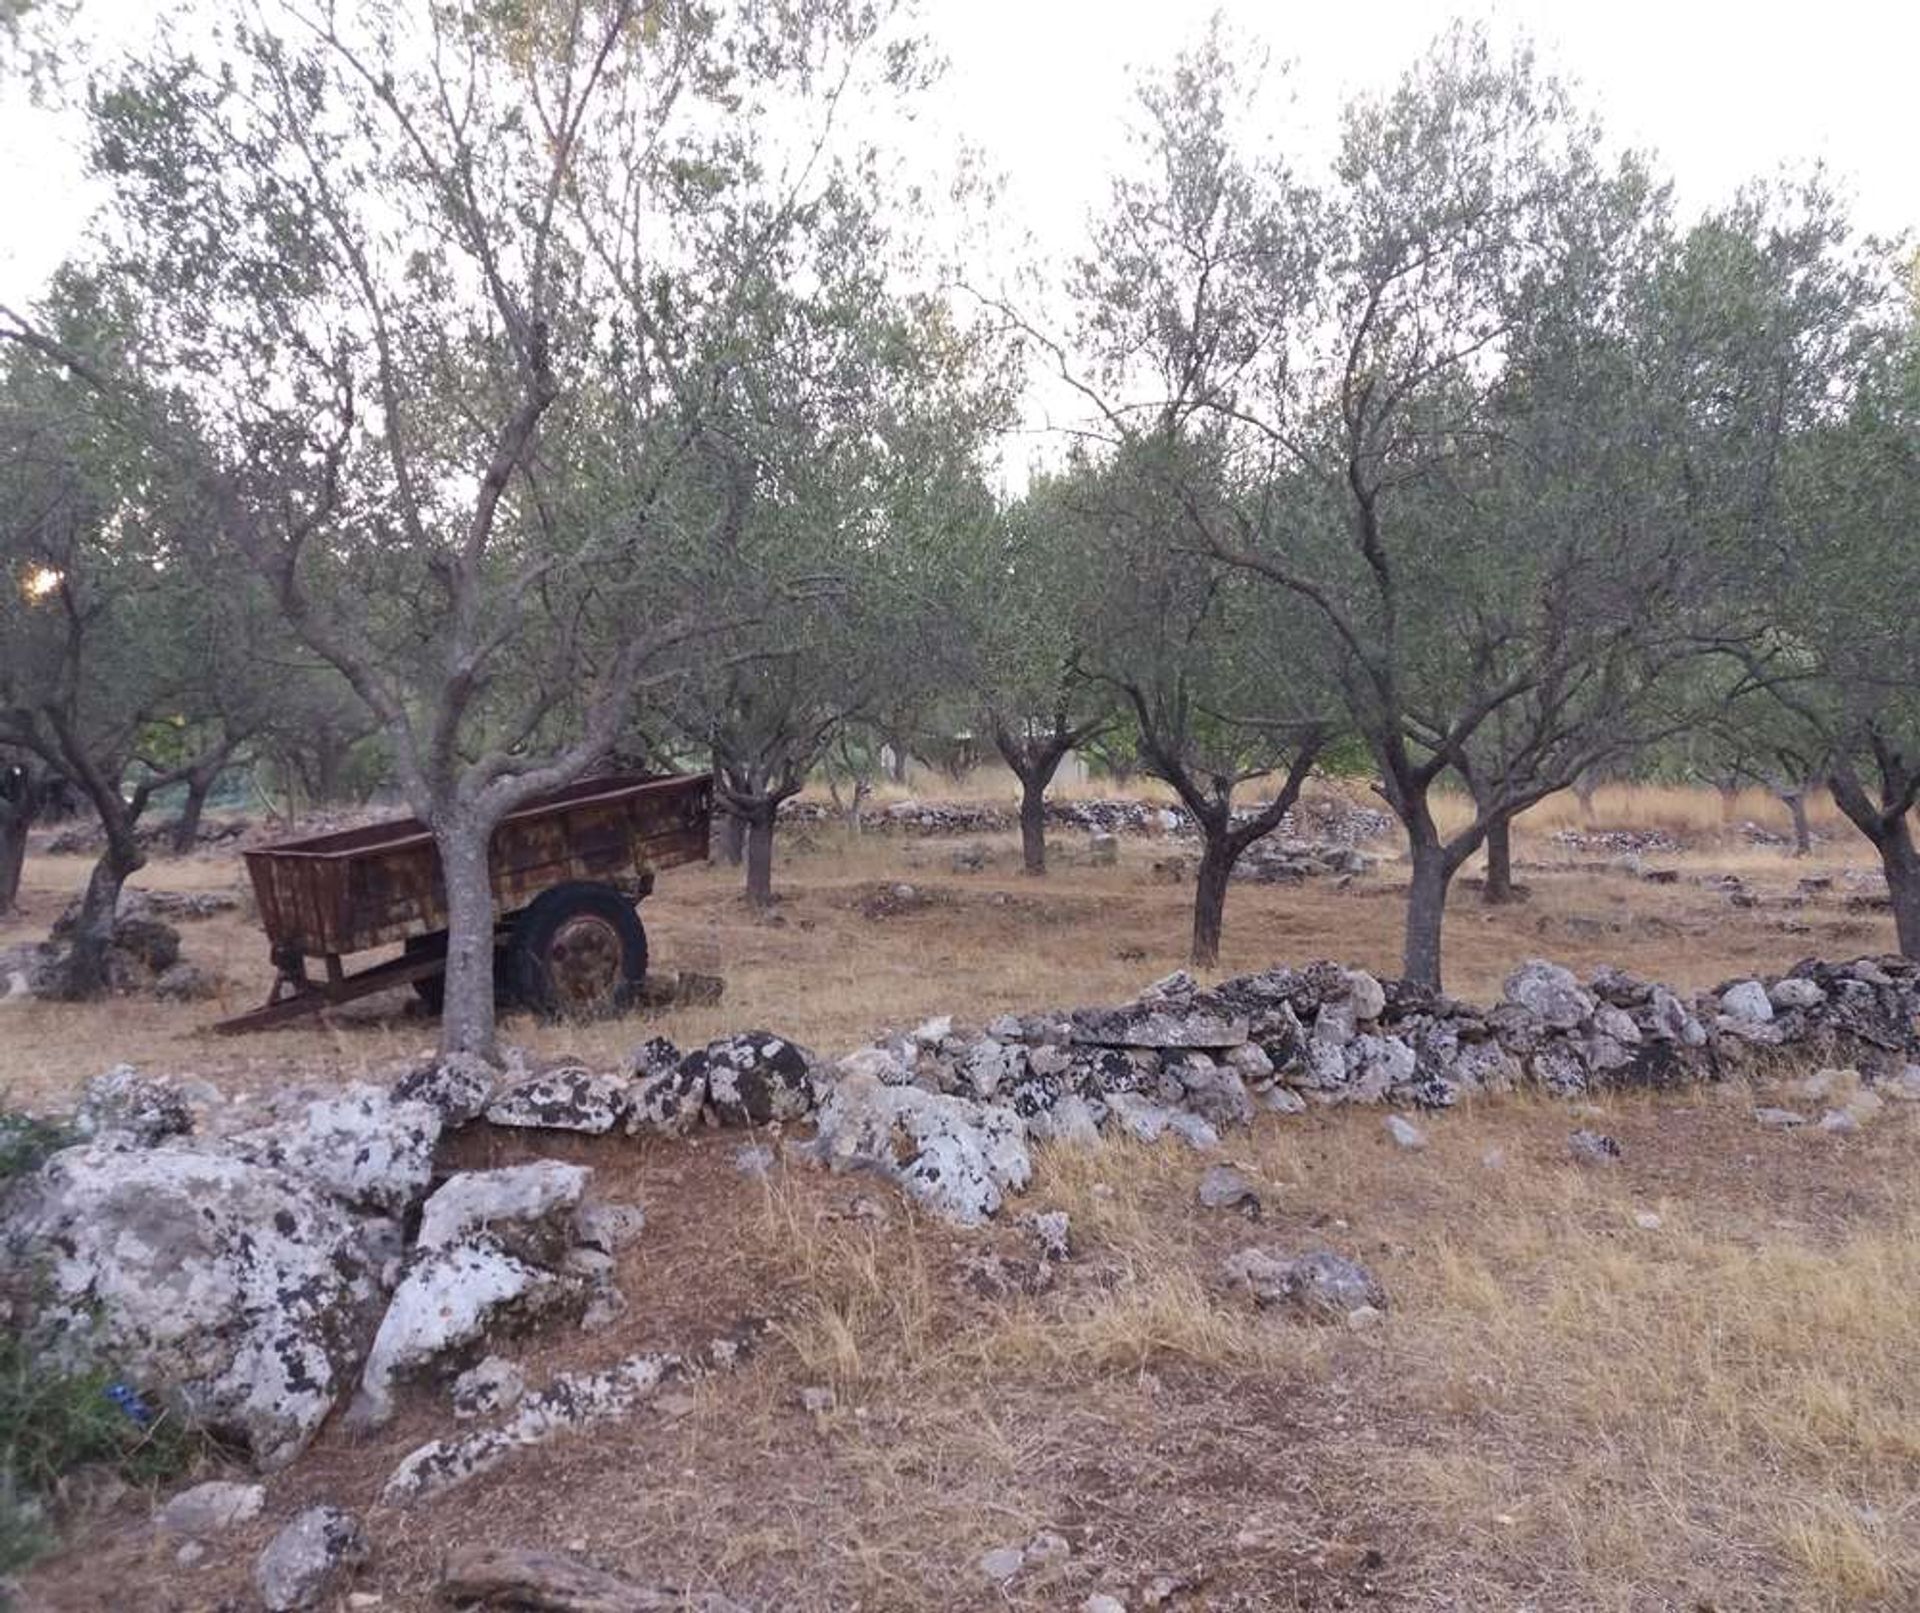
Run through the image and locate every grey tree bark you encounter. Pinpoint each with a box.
[434,809,505,1059]
[1481,812,1516,904]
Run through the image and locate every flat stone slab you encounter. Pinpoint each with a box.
[1069,1004,1249,1050]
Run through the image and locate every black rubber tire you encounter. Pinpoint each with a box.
[505,881,647,1020]
[405,935,447,1014]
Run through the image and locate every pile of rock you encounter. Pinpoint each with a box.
[1,1067,643,1473]
[42,817,254,857]
[6,952,1916,1494]
[780,791,1394,846]
[0,886,228,1003]
[1161,835,1379,884]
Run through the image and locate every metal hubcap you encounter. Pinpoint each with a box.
[547,914,623,1012]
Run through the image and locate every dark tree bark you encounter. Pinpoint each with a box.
[744,805,776,908]
[53,836,142,1000]
[1827,751,1920,961]
[41,732,161,1001]
[1119,689,1324,969]
[991,716,1105,878]
[1402,838,1453,989]
[713,810,745,867]
[0,763,36,914]
[1481,811,1516,904]
[169,775,212,855]
[1017,775,1048,875]
[1777,786,1812,857]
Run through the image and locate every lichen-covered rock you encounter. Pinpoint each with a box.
[1718,980,1774,1024]
[804,1074,1031,1226]
[827,1045,914,1087]
[691,1033,817,1126]
[625,1050,707,1135]
[225,1084,441,1218]
[484,1061,629,1134]
[1503,960,1595,1030]
[393,1052,498,1126]
[72,1065,192,1147]
[1223,1248,1386,1320]
[155,1479,265,1537]
[1343,969,1387,1022]
[255,1505,369,1611]
[384,1350,684,1506]
[349,1166,590,1428]
[1768,976,1826,1012]
[451,1355,525,1420]
[957,1039,1026,1101]
[1069,997,1249,1050]
[416,1162,592,1263]
[8,1145,384,1469]
[349,1240,581,1428]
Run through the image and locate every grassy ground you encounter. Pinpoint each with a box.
[5,784,1916,1610]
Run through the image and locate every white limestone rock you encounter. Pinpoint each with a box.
[804,1073,1031,1226]
[8,1144,385,1470]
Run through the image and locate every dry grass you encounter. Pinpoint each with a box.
[8,788,1919,1610]
[0,789,1896,1110]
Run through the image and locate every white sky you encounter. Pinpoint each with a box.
[2,0,1914,339]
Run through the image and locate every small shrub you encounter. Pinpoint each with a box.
[0,1109,71,1184]
[0,1325,199,1578]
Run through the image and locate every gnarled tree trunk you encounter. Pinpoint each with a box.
[434,809,504,1060]
[1481,811,1515,904]
[0,765,34,915]
[50,833,142,1000]
[1826,760,1920,962]
[1778,787,1812,857]
[743,803,778,909]
[1402,840,1453,989]
[1190,830,1238,968]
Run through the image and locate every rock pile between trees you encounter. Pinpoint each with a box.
[4,952,1916,1498]
[781,791,1395,845]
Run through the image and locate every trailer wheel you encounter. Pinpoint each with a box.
[507,882,647,1019]
[404,935,447,1014]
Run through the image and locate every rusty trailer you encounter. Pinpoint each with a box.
[215,772,712,1034]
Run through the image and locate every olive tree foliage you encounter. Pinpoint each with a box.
[1065,24,1717,989]
[1,0,939,1056]
[659,246,1013,907]
[1719,232,1920,952]
[0,284,246,988]
[1069,435,1333,968]
[932,466,1113,876]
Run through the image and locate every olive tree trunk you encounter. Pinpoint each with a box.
[50,836,142,1000]
[434,810,504,1060]
[0,795,31,915]
[744,805,777,908]
[1481,812,1516,904]
[1190,835,1237,968]
[1402,840,1454,990]
[170,771,214,854]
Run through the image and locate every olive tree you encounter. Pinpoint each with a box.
[1067,25,1706,988]
[1720,233,1920,949]
[0,296,242,991]
[4,0,937,1055]
[1070,436,1332,968]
